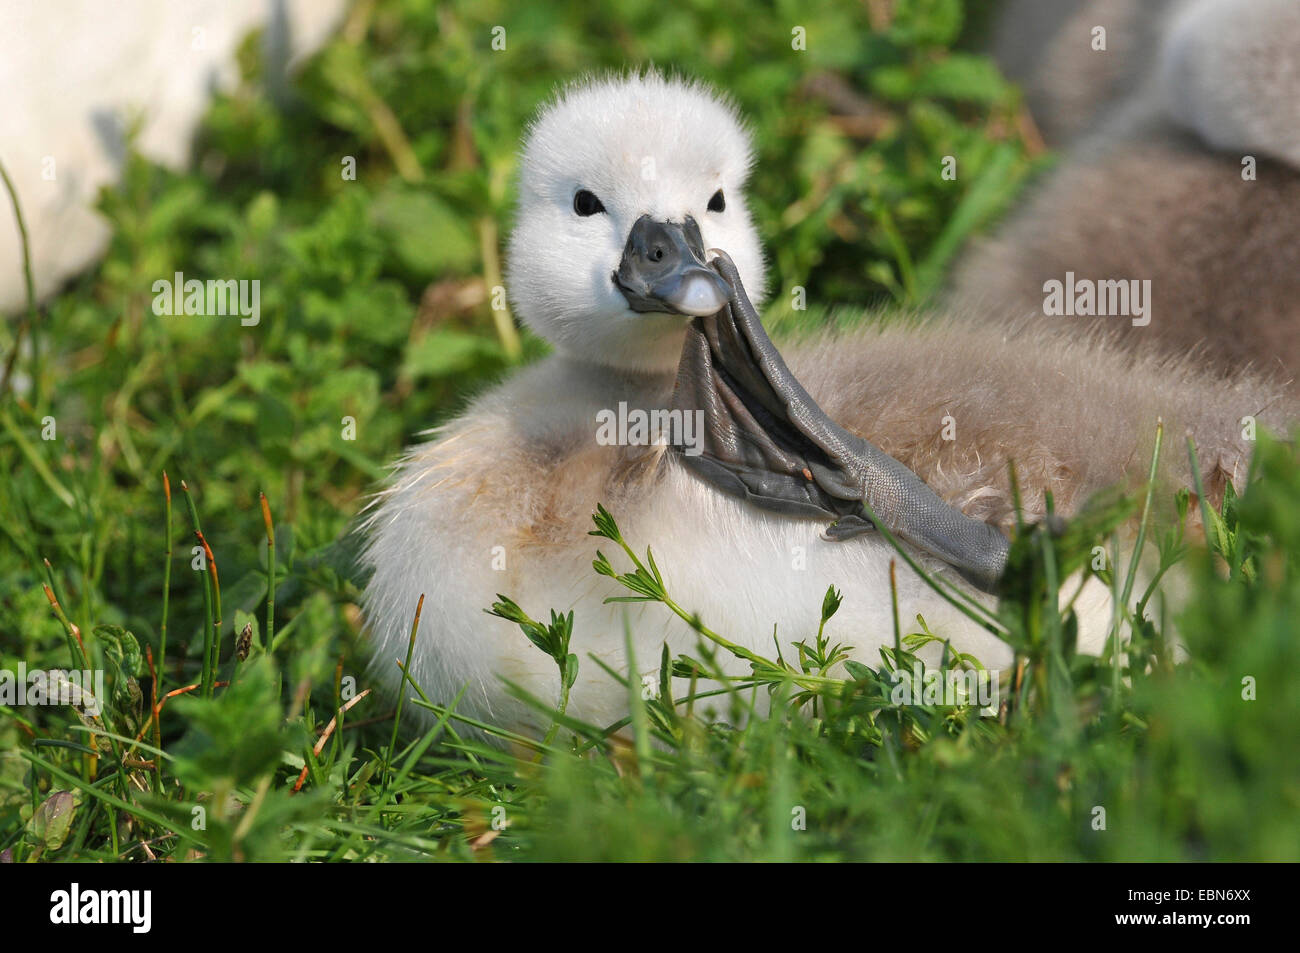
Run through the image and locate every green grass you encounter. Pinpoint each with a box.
[2,0,1298,862]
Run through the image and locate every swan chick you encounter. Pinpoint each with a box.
[361,73,1288,737]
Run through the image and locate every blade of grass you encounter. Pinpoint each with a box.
[260,491,275,651]
[1120,419,1164,612]
[159,472,173,691]
[196,530,222,694]
[0,156,38,399]
[179,480,216,696]
[382,593,423,796]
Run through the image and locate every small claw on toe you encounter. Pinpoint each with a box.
[822,515,876,541]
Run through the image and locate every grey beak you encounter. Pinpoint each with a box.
[614,215,731,317]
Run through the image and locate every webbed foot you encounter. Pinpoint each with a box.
[669,250,1010,592]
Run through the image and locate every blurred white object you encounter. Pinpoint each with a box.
[1158,0,1300,169]
[0,0,346,313]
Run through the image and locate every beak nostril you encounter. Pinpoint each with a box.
[615,215,726,316]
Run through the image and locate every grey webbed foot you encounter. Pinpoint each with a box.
[669,250,1010,593]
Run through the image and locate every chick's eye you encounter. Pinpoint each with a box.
[707,189,726,213]
[573,189,606,216]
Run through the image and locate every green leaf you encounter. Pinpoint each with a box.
[170,657,293,788]
[821,586,843,624]
[914,54,1010,103]
[401,329,501,380]
[890,0,963,46]
[370,186,477,276]
[94,625,142,678]
[29,791,77,851]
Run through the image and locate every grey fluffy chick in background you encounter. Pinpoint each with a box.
[955,0,1300,391]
